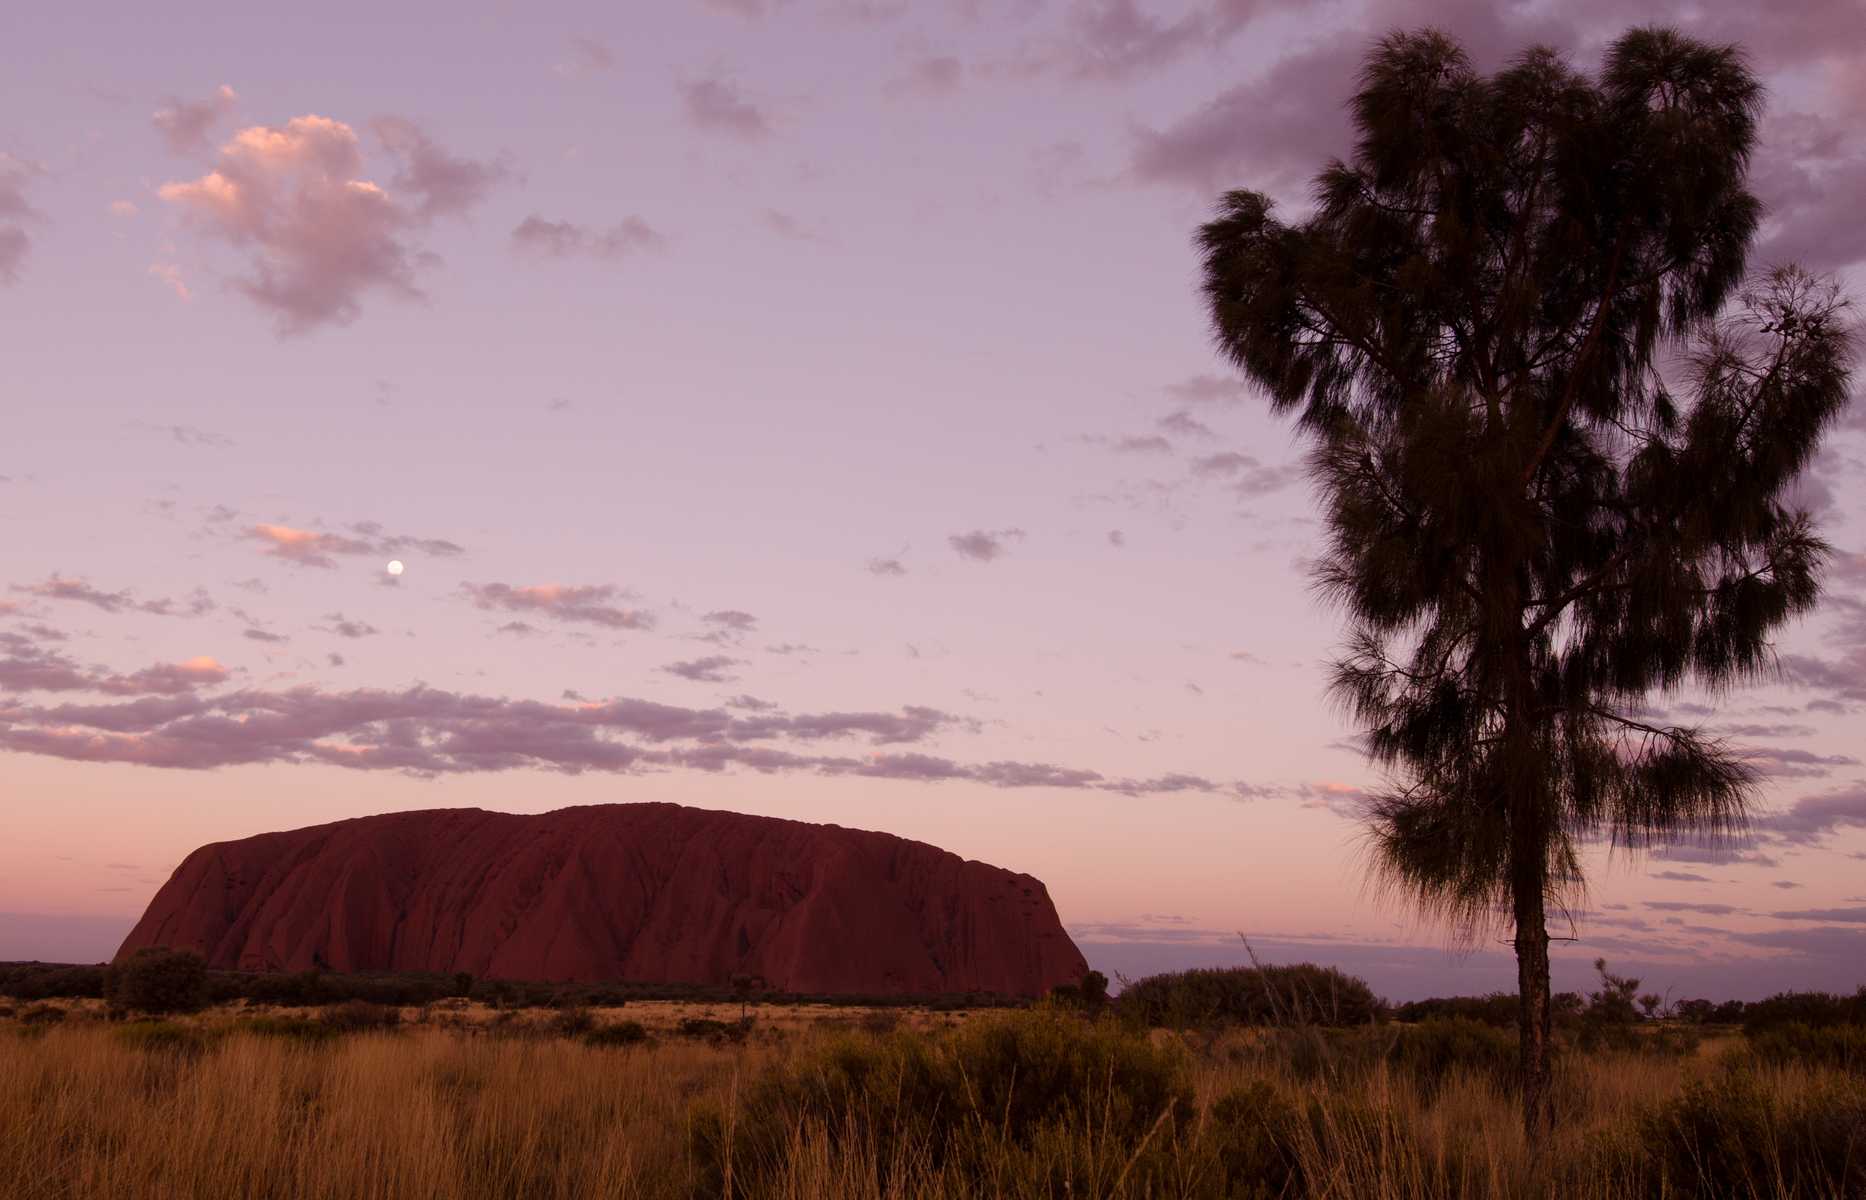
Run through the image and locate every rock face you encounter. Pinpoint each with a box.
[117,803,1088,997]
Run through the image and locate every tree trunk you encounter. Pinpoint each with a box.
[1514,877,1553,1143]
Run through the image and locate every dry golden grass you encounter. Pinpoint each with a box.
[0,1007,1854,1200]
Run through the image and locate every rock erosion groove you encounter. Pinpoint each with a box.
[118,803,1088,997]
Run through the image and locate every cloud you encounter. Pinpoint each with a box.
[949,527,1025,562]
[1770,906,1866,924]
[243,628,288,644]
[1652,871,1713,883]
[462,582,654,630]
[867,557,908,577]
[0,679,1244,798]
[159,115,501,333]
[680,79,772,140]
[510,215,666,261]
[1165,374,1248,405]
[0,153,40,285]
[131,421,228,447]
[246,523,375,568]
[1112,434,1173,454]
[1754,787,1866,846]
[661,655,743,683]
[0,635,227,697]
[319,613,380,639]
[1645,901,1746,916]
[244,521,462,568]
[702,609,758,632]
[371,116,509,222]
[1107,529,1126,547]
[11,575,213,618]
[151,84,237,155]
[1158,410,1215,440]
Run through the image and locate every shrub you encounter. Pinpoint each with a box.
[690,1008,1192,1197]
[1595,1068,1866,1198]
[1741,988,1866,1033]
[236,1014,339,1043]
[585,1021,650,1048]
[1203,1080,1304,1198]
[19,1003,66,1026]
[105,948,208,1015]
[1746,1022,1866,1074]
[676,1017,752,1044]
[319,1000,400,1033]
[1117,963,1381,1029]
[1392,992,1517,1028]
[0,962,107,1001]
[113,1020,210,1055]
[549,1007,595,1038]
[1385,1018,1518,1092]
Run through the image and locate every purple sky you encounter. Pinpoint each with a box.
[2,0,1862,1000]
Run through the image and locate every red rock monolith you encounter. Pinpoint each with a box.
[117,803,1088,997]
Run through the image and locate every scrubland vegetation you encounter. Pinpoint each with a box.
[3,954,1862,1199]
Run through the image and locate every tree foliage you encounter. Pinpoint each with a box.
[1197,24,1854,1133]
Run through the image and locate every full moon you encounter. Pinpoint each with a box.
[386,560,404,576]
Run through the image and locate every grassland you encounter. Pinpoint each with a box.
[2,996,1861,1199]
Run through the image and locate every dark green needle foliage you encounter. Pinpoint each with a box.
[1197,25,1855,1137]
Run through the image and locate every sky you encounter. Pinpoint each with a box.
[1,0,1863,1002]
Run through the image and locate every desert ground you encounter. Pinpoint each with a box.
[3,990,1860,1200]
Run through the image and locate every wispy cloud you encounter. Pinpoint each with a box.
[462,582,654,630]
[949,528,1025,562]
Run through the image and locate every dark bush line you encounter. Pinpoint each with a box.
[0,958,1028,1012]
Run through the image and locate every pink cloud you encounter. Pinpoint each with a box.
[159,115,502,333]
[151,84,238,156]
[462,582,655,630]
[0,634,228,697]
[246,523,375,568]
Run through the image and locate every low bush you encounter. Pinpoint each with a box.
[236,1014,339,1042]
[105,949,208,1015]
[1746,1022,1866,1074]
[113,1020,211,1055]
[1591,1068,1866,1198]
[676,1017,753,1044]
[690,1007,1191,1197]
[18,1004,66,1027]
[1117,963,1381,1030]
[1391,992,1518,1028]
[548,1007,595,1038]
[584,1021,650,1048]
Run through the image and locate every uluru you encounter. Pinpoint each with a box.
[117,803,1089,997]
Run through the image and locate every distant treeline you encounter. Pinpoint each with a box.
[0,959,1024,1012]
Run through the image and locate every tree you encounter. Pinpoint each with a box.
[1197,26,1854,1140]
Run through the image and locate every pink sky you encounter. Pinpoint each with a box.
[1,0,1862,1000]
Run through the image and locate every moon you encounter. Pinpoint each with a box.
[386,560,405,577]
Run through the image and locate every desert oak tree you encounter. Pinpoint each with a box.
[1196,27,1855,1136]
